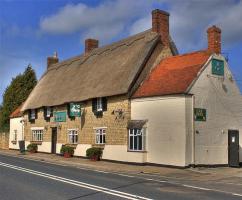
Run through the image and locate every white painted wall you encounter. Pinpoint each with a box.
[73,144,92,157]
[25,141,146,163]
[102,145,147,163]
[190,54,242,165]
[25,141,51,153]
[131,96,192,167]
[9,117,24,150]
[59,143,147,163]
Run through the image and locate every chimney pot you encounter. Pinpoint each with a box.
[207,25,221,54]
[152,9,170,46]
[47,52,59,69]
[85,38,99,54]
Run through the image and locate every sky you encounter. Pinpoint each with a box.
[0,0,242,104]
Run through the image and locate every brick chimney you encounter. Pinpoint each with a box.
[85,38,99,54]
[47,52,59,69]
[207,25,221,54]
[152,9,170,46]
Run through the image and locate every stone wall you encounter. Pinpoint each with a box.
[24,95,130,148]
[0,132,9,149]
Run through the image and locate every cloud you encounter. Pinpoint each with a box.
[129,15,151,35]
[129,0,242,52]
[39,0,152,43]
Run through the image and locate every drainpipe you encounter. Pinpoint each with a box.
[191,95,195,167]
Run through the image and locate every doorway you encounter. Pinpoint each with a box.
[228,130,239,167]
[51,128,57,154]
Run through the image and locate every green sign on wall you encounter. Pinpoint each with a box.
[212,59,224,76]
[194,108,206,121]
[69,103,81,117]
[54,111,66,122]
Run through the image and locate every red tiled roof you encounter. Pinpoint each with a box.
[9,105,23,118]
[133,50,211,98]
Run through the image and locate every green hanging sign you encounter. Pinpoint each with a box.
[194,108,206,121]
[212,59,224,76]
[69,103,81,117]
[54,111,66,122]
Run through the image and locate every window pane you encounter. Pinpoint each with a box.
[129,136,133,150]
[96,135,99,144]
[134,136,137,150]
[100,134,102,144]
[138,135,142,150]
[103,135,106,144]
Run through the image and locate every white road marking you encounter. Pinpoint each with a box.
[93,170,109,174]
[182,184,211,191]
[145,178,154,181]
[0,162,152,200]
[115,174,135,178]
[1,153,242,197]
[232,193,242,197]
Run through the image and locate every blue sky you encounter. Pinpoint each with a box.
[0,0,242,104]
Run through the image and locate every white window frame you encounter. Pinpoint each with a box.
[97,98,103,111]
[31,127,44,142]
[94,128,106,144]
[67,129,78,144]
[128,128,145,151]
[30,109,36,120]
[46,107,51,118]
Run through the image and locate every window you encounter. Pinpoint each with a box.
[32,128,44,142]
[68,129,78,144]
[30,109,36,120]
[92,98,107,114]
[97,98,103,111]
[129,129,145,151]
[46,107,51,118]
[95,128,106,144]
[13,130,17,141]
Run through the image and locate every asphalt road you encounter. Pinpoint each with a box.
[0,154,241,200]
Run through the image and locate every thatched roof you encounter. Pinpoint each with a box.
[22,30,176,111]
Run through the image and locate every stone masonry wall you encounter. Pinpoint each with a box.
[24,95,130,147]
[0,132,9,149]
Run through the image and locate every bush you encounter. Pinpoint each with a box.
[86,147,103,160]
[60,145,74,156]
[27,143,38,153]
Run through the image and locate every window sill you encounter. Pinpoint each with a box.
[92,144,105,149]
[30,141,42,145]
[127,150,147,153]
[11,141,17,144]
[65,144,78,148]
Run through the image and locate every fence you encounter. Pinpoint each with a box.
[0,132,9,149]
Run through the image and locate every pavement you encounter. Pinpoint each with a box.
[1,149,242,199]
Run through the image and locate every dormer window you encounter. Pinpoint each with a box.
[30,109,36,120]
[29,109,37,122]
[44,106,52,120]
[97,98,103,111]
[92,97,107,116]
[46,107,51,117]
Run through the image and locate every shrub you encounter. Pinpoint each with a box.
[60,145,74,156]
[86,147,103,160]
[27,143,38,153]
